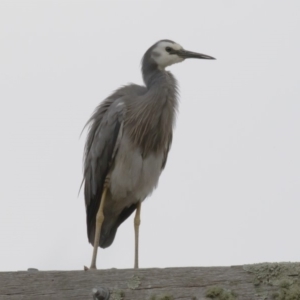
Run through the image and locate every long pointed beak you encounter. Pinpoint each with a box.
[177,50,216,60]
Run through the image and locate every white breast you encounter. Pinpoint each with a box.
[109,133,164,210]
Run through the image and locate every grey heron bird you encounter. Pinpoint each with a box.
[82,39,215,270]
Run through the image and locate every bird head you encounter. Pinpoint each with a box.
[146,40,215,69]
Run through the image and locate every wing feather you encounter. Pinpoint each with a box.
[161,132,173,170]
[83,97,124,245]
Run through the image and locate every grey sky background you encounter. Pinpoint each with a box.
[0,1,299,271]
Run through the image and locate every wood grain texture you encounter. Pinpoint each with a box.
[1,263,300,300]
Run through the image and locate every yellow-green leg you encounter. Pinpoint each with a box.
[89,187,108,270]
[134,202,141,269]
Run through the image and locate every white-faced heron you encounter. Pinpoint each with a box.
[82,39,215,269]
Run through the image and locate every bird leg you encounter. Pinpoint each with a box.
[89,184,108,270]
[134,201,141,269]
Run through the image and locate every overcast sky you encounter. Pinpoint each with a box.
[0,1,299,271]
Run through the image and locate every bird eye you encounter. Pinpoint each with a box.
[165,47,173,53]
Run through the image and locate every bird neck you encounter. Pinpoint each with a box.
[124,63,178,155]
[142,64,160,88]
[140,63,179,118]
[142,64,177,93]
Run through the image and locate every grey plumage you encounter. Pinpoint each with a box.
[82,40,215,267]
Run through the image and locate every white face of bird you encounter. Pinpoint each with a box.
[150,40,216,69]
[151,41,184,69]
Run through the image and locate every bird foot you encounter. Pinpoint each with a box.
[84,265,97,271]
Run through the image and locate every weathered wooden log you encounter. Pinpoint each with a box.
[0,263,300,299]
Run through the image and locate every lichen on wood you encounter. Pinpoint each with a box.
[0,263,299,299]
